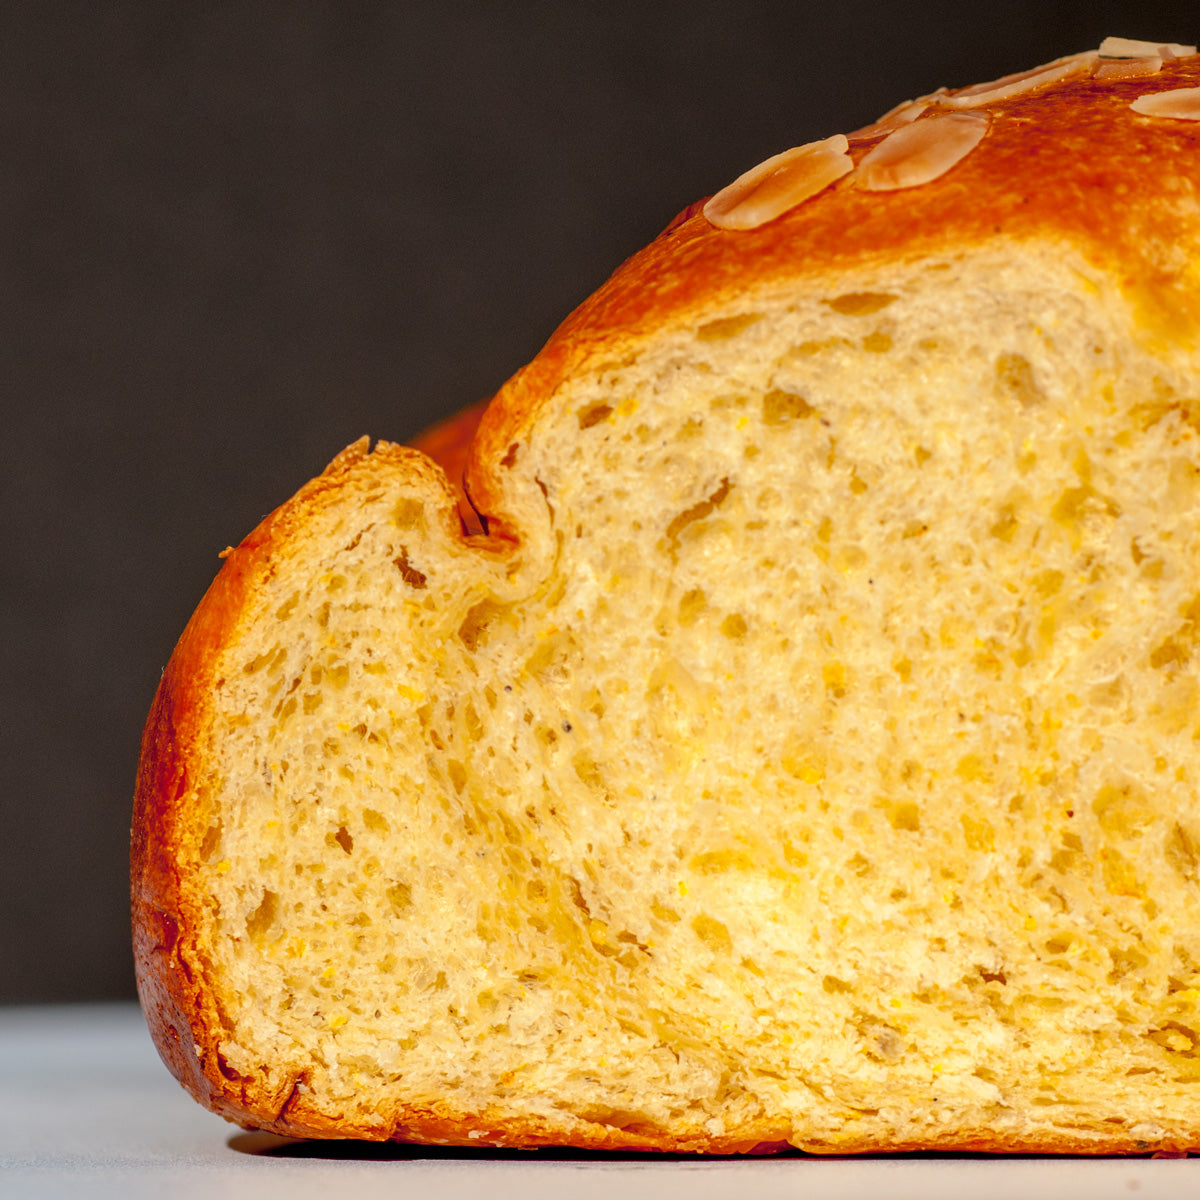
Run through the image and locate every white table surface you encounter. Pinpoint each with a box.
[2,1002,1198,1199]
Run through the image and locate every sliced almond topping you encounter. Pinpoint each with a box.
[1094,56,1163,81]
[704,135,853,231]
[1130,86,1200,120]
[857,112,988,192]
[849,98,932,141]
[1098,36,1196,59]
[944,51,1097,108]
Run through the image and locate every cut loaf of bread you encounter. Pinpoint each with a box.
[134,45,1200,1154]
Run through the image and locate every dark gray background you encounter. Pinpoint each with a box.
[3,1,1194,1004]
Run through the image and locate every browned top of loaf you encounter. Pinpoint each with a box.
[467,56,1200,527]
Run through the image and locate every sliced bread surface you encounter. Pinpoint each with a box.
[134,46,1200,1153]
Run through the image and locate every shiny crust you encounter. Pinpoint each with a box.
[134,55,1200,1153]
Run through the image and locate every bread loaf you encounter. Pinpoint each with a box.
[134,42,1200,1154]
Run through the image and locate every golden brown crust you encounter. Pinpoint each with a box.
[135,53,1200,1154]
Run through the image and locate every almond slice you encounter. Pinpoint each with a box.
[1098,37,1196,59]
[1130,86,1200,120]
[944,52,1097,108]
[1094,57,1163,81]
[704,135,853,231]
[857,112,988,192]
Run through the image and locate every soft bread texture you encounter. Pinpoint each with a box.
[135,49,1200,1154]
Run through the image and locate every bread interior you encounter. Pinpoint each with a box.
[188,241,1200,1149]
